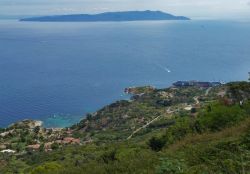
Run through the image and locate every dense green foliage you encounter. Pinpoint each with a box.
[1,82,250,173]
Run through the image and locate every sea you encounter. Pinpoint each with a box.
[0,20,250,128]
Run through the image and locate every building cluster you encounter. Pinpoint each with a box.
[26,137,81,152]
[0,122,82,154]
[173,81,222,88]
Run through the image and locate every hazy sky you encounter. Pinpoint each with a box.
[1,0,250,19]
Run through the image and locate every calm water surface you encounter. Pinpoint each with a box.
[0,20,250,127]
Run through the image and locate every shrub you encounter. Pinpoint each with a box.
[100,149,117,164]
[197,104,246,131]
[30,162,62,174]
[148,136,166,152]
[165,117,193,143]
[33,126,40,134]
[156,158,186,174]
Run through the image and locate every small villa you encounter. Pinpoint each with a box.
[1,149,16,153]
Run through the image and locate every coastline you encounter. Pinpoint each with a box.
[1,80,223,129]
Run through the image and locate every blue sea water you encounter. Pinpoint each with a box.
[0,20,250,128]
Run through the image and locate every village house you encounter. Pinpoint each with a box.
[184,105,193,111]
[27,144,40,151]
[66,129,73,136]
[0,144,6,150]
[55,140,63,144]
[0,130,13,137]
[83,138,93,145]
[62,137,81,144]
[44,142,53,152]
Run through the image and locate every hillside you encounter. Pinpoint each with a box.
[0,81,249,173]
[20,11,190,22]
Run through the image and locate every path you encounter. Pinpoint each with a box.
[127,115,161,140]
[205,87,212,96]
[127,108,175,140]
[193,96,200,105]
[127,87,212,140]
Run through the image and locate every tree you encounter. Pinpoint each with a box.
[39,143,44,152]
[86,113,92,121]
[101,149,117,164]
[207,105,212,112]
[30,162,62,174]
[51,143,59,150]
[191,107,196,114]
[33,126,40,134]
[148,136,166,151]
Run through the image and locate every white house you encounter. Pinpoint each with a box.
[1,149,16,153]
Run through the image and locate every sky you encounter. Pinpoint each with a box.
[0,0,250,19]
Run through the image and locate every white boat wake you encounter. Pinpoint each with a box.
[154,62,171,73]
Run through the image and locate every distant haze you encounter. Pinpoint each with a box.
[0,0,250,20]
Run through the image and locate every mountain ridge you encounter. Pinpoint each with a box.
[20,10,190,22]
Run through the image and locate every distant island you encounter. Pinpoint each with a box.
[20,10,190,22]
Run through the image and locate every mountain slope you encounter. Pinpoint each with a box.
[0,81,249,173]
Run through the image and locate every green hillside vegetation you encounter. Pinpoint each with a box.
[0,81,249,173]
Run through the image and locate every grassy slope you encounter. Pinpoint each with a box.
[161,118,250,174]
